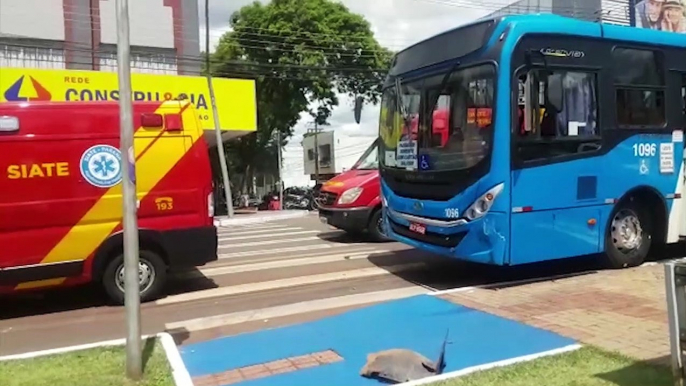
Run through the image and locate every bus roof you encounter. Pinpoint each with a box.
[390,13,686,77]
[496,13,686,48]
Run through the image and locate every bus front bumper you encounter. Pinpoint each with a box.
[384,210,508,265]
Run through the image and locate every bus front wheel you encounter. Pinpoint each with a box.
[604,201,651,269]
[368,209,390,242]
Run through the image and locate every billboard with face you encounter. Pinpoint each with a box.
[635,0,686,32]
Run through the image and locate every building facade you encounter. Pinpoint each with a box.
[301,130,376,183]
[484,0,632,26]
[0,0,200,75]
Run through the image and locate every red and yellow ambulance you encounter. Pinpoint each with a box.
[0,100,218,304]
[0,68,257,304]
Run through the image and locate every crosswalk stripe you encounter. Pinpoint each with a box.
[218,236,320,249]
[156,262,423,305]
[206,246,383,267]
[217,225,290,234]
[164,287,427,332]
[219,223,293,230]
[217,244,348,259]
[217,228,302,238]
[178,249,389,279]
[218,230,319,241]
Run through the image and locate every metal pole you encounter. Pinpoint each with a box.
[666,261,686,386]
[277,130,283,210]
[205,0,233,218]
[314,122,319,183]
[115,0,141,379]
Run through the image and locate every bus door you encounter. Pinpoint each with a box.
[509,68,604,265]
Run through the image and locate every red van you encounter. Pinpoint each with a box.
[0,100,217,304]
[317,138,387,241]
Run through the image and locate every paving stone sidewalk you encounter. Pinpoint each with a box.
[441,264,670,364]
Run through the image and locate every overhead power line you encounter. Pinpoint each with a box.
[52,2,631,53]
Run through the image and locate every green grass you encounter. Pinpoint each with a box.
[432,346,673,386]
[0,337,174,386]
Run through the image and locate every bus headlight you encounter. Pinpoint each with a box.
[465,183,504,221]
[338,187,364,205]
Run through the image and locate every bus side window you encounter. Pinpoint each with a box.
[613,48,665,128]
[516,69,600,161]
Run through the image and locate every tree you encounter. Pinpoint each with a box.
[210,0,392,191]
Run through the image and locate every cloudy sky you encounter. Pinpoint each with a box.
[198,0,513,185]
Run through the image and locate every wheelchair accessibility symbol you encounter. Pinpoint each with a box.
[639,159,649,175]
[419,154,431,171]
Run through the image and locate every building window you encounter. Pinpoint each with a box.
[612,47,666,127]
[319,144,332,167]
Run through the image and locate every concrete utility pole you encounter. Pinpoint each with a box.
[313,121,320,183]
[276,130,283,210]
[205,0,234,217]
[115,0,141,379]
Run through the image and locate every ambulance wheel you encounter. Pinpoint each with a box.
[368,209,390,243]
[102,250,168,305]
[603,201,651,269]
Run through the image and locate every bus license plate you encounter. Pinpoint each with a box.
[409,222,426,235]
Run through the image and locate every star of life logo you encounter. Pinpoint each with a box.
[80,145,123,188]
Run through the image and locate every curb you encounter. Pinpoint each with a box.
[160,333,194,386]
[0,333,194,386]
[214,210,310,226]
[395,344,582,386]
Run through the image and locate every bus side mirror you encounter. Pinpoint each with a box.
[354,95,364,124]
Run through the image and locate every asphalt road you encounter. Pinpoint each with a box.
[0,213,676,355]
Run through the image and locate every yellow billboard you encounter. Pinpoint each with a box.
[0,67,257,133]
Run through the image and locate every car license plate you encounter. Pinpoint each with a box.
[409,222,426,235]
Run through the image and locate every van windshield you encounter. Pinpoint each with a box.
[352,139,379,170]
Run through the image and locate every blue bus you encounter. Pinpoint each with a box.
[360,13,686,269]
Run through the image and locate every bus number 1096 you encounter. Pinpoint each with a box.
[633,143,657,157]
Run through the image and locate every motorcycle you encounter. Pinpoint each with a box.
[284,193,312,210]
[283,186,316,210]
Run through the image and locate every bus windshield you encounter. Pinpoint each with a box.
[379,64,495,172]
[352,139,379,170]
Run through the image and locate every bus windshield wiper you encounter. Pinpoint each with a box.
[394,77,409,122]
[429,61,460,113]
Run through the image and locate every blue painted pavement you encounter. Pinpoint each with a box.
[180,295,576,386]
